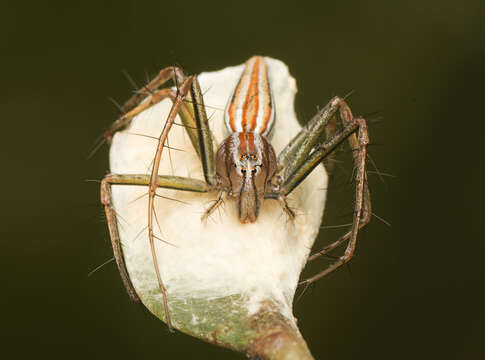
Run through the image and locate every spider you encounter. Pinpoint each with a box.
[100,56,371,330]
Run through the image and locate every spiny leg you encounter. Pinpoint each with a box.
[282,115,371,283]
[106,74,216,185]
[307,174,371,262]
[122,67,186,113]
[184,76,218,219]
[100,173,209,307]
[271,97,343,216]
[188,77,216,186]
[300,117,370,284]
[278,98,368,194]
[105,66,186,141]
[201,191,225,222]
[306,99,372,263]
[147,76,195,330]
[274,96,372,283]
[278,196,295,220]
[277,96,343,175]
[101,88,182,302]
[101,178,139,302]
[101,60,216,186]
[322,114,338,177]
[102,67,217,330]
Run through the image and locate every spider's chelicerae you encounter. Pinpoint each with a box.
[101,56,371,330]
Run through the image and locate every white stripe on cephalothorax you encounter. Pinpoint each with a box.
[254,133,263,164]
[230,132,240,169]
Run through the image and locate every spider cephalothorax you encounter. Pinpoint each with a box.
[215,132,277,223]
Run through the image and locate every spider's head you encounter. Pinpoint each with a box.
[216,132,277,223]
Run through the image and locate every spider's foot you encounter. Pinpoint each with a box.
[279,196,295,221]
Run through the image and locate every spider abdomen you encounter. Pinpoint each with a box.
[224,56,275,136]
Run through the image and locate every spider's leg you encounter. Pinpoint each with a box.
[201,191,225,221]
[105,73,216,187]
[277,97,343,177]
[271,97,352,217]
[153,77,216,181]
[105,66,186,141]
[102,71,217,330]
[121,67,186,113]
[322,114,338,177]
[272,96,372,283]
[306,182,371,262]
[188,77,216,186]
[101,176,138,302]
[184,76,218,220]
[305,100,372,262]
[146,76,195,330]
[299,117,370,284]
[100,173,210,302]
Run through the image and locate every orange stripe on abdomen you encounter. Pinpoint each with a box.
[242,57,260,132]
[224,56,275,136]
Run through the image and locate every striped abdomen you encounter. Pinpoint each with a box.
[224,56,275,136]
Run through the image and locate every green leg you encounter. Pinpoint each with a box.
[299,117,371,284]
[100,174,210,303]
[101,69,217,332]
[188,77,216,186]
[280,116,363,195]
[103,71,216,186]
[104,66,187,141]
[275,96,372,284]
[277,96,343,178]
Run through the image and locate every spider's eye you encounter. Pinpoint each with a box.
[241,169,246,174]
[251,169,257,174]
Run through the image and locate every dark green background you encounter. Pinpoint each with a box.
[2,0,483,359]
